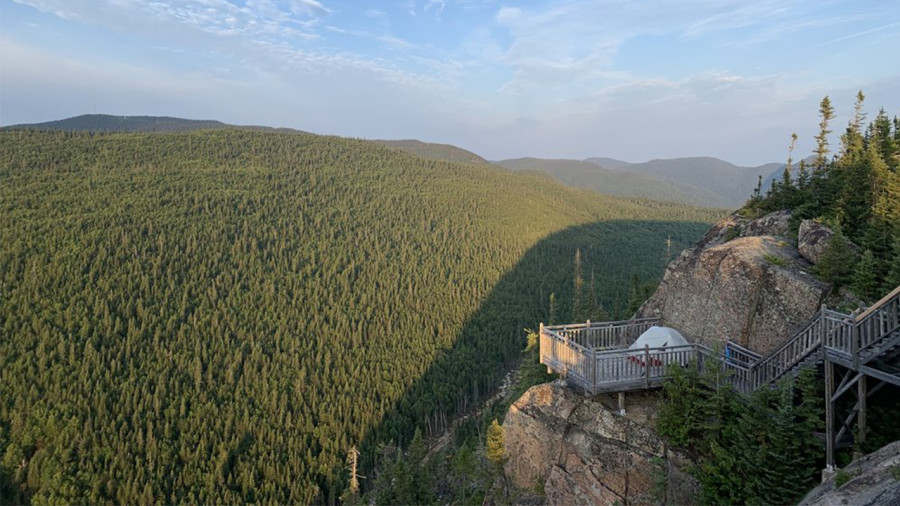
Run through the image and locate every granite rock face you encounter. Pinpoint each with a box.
[799,441,900,506]
[503,382,698,505]
[740,209,793,239]
[637,211,830,353]
[798,219,835,264]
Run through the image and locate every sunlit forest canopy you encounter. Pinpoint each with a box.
[0,128,721,503]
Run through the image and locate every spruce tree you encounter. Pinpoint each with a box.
[885,235,900,292]
[485,420,505,466]
[573,249,586,321]
[814,226,858,287]
[814,96,836,168]
[840,90,866,160]
[852,249,878,301]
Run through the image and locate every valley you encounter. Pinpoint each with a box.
[0,127,720,503]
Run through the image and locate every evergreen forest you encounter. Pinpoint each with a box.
[0,128,721,503]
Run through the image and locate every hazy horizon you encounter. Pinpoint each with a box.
[1,0,899,166]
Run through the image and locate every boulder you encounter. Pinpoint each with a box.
[690,209,791,251]
[503,382,698,505]
[798,220,835,264]
[741,210,792,239]
[799,441,900,506]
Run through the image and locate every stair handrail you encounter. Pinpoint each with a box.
[854,285,900,354]
[734,307,852,389]
[854,285,900,322]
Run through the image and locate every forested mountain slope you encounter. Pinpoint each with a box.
[374,139,490,165]
[495,157,714,207]
[0,129,720,503]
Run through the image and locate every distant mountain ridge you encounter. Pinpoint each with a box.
[495,157,719,207]
[584,156,783,208]
[584,157,635,170]
[3,114,230,133]
[2,114,311,135]
[6,114,782,209]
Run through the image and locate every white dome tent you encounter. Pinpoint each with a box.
[629,326,689,350]
[626,326,690,366]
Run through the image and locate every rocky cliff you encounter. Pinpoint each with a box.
[503,382,697,505]
[799,441,900,505]
[637,210,832,353]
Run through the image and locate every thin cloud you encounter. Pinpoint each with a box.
[3,0,898,167]
[801,22,900,50]
[379,34,415,50]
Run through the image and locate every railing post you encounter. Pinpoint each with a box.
[824,357,835,472]
[820,303,827,348]
[851,312,859,371]
[644,344,651,389]
[539,322,545,365]
[857,375,867,459]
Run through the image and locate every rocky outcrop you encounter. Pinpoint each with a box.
[799,441,900,506]
[798,219,835,264]
[740,209,792,239]
[504,382,698,505]
[638,211,830,353]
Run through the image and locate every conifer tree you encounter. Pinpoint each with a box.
[814,225,858,287]
[885,235,900,292]
[485,420,505,466]
[573,249,585,321]
[797,159,810,190]
[840,90,866,160]
[853,250,879,302]
[869,108,898,167]
[814,96,836,168]
[548,293,557,326]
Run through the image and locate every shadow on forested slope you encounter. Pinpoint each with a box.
[352,218,711,492]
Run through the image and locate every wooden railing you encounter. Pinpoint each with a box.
[856,285,900,360]
[548,318,660,350]
[539,285,900,395]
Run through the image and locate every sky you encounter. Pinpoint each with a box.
[1,0,899,166]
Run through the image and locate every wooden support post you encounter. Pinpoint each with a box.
[857,374,867,460]
[824,358,835,471]
[644,344,651,389]
[539,322,544,365]
[851,317,859,371]
[618,392,626,416]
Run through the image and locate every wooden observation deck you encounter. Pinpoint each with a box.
[540,284,900,469]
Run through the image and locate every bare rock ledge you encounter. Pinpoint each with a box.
[503,382,698,505]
